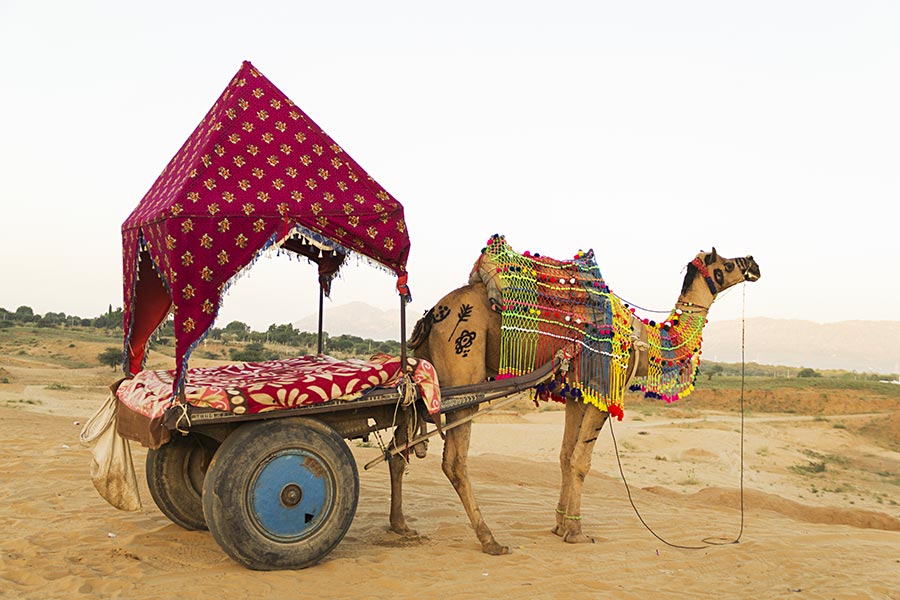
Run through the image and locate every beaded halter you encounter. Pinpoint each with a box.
[478,235,707,420]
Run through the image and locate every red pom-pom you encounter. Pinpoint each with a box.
[608,403,625,421]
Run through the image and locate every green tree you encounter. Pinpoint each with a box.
[157,319,175,337]
[797,367,821,378]
[40,312,62,327]
[93,307,123,329]
[98,347,122,370]
[230,342,276,362]
[14,306,35,322]
[705,364,724,381]
[267,323,298,345]
[223,321,251,341]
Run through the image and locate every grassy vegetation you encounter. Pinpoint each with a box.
[2,303,403,368]
[677,469,701,486]
[0,319,402,367]
[0,325,121,369]
[695,372,900,400]
[699,360,897,380]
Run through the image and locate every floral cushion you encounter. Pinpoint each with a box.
[116,353,440,419]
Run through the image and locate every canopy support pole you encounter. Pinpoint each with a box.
[399,293,407,366]
[317,285,325,355]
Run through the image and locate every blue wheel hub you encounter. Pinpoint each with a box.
[248,450,333,541]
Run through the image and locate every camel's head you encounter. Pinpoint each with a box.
[682,248,761,297]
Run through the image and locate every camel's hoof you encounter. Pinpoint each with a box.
[563,532,595,544]
[482,542,510,555]
[390,524,418,537]
[413,441,428,459]
[551,524,564,537]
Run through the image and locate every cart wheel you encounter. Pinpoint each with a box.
[202,417,359,570]
[146,432,219,530]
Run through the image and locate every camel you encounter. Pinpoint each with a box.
[388,240,760,554]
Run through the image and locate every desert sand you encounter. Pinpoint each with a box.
[1,337,899,599]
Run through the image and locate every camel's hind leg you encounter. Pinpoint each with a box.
[442,406,509,555]
[553,399,588,535]
[388,408,421,536]
[560,405,609,544]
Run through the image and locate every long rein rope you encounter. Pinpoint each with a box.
[607,282,747,549]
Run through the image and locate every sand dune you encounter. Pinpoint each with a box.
[2,395,899,599]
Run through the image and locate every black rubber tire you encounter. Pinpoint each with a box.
[202,417,359,570]
[146,433,219,531]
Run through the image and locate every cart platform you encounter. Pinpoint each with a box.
[115,353,439,448]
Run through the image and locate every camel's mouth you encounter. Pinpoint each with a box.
[743,260,761,282]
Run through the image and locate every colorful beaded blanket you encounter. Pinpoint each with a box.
[478,235,705,419]
[116,353,440,419]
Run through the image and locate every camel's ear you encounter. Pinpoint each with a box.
[710,247,718,262]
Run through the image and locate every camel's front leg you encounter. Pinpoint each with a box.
[561,405,609,544]
[553,399,587,535]
[442,407,509,555]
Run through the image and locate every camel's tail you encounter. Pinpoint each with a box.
[407,308,434,350]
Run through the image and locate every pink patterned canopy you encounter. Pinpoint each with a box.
[122,61,411,396]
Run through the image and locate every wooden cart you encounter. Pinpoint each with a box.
[111,61,563,570]
[141,359,560,570]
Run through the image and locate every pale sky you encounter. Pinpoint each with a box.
[1,1,898,333]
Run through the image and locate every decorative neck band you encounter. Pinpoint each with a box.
[676,299,711,312]
[690,257,718,296]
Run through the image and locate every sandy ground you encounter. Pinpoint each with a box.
[1,345,899,599]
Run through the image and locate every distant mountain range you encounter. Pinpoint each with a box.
[702,318,900,374]
[294,301,407,342]
[294,303,900,375]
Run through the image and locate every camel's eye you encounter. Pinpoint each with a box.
[725,262,735,272]
[714,269,725,286]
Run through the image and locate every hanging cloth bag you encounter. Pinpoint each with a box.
[79,379,142,511]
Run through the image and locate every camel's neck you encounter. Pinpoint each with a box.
[627,271,714,401]
[677,258,717,313]
[630,265,715,390]
[674,287,713,321]
[667,264,717,348]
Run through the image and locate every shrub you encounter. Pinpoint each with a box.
[97,347,122,370]
[230,343,277,363]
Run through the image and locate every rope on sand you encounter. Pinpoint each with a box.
[609,283,747,550]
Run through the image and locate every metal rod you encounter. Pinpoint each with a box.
[317,285,324,355]
[399,293,407,366]
[363,392,526,470]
